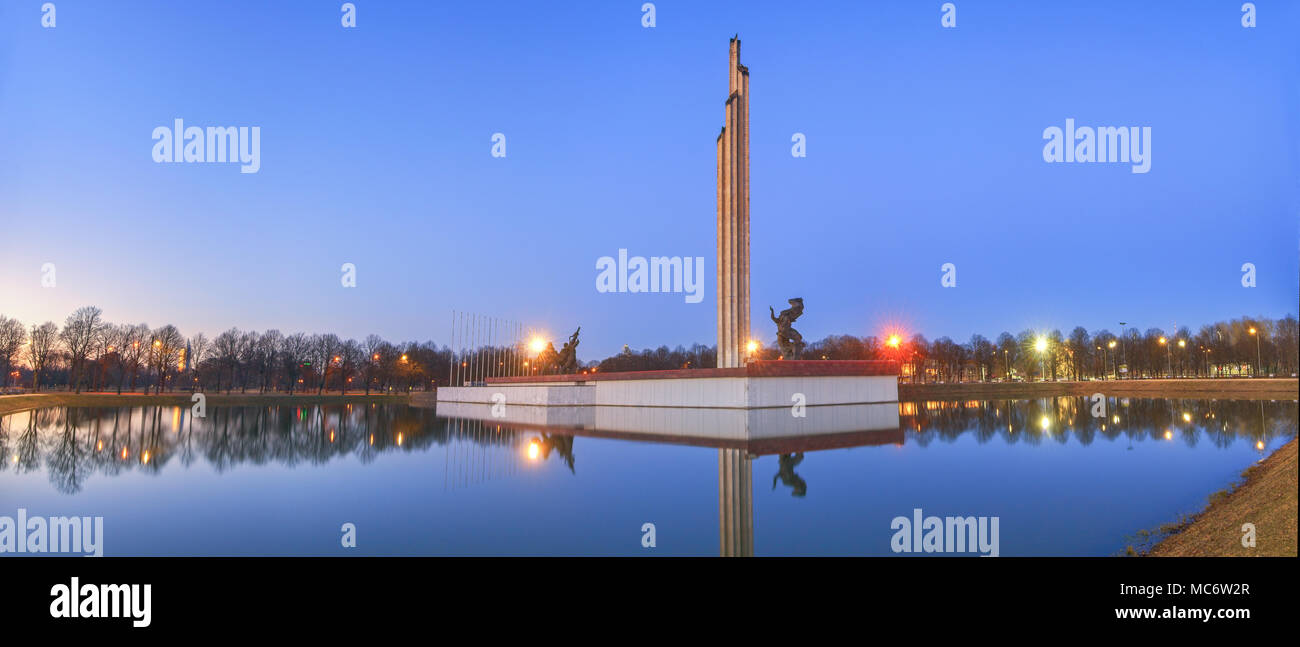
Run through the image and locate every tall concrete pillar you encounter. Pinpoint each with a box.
[716,36,750,368]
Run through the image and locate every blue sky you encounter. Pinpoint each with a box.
[1,1,1296,359]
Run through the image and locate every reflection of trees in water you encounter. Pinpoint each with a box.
[899,397,1298,449]
[0,405,544,489]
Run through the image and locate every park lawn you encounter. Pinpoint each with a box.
[1150,438,1298,557]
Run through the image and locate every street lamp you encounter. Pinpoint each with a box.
[1176,339,1185,377]
[1034,337,1048,381]
[1117,322,1127,379]
[1164,335,1175,376]
[1107,339,1117,380]
[1249,327,1261,377]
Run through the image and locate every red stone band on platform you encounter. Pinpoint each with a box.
[484,359,899,384]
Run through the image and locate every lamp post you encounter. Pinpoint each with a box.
[1034,337,1048,382]
[1176,339,1185,377]
[1164,335,1175,376]
[1249,327,1261,377]
[1107,340,1117,380]
[1117,322,1128,379]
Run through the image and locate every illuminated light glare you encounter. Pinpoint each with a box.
[396,433,404,446]
[1112,415,1120,424]
[527,441,540,461]
[142,451,151,464]
[1164,430,1172,440]
[746,340,758,354]
[1182,413,1191,422]
[529,338,546,354]
[1039,416,1050,430]
[1256,441,1265,450]
[1034,338,1047,353]
[887,335,901,348]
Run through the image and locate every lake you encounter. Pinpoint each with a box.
[1,397,1294,556]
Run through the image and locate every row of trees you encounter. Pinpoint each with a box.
[1,308,1295,391]
[0,307,455,394]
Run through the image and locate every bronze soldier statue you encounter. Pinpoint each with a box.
[554,327,581,374]
[769,298,805,359]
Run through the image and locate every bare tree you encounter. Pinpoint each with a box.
[257,330,283,392]
[362,334,385,395]
[27,322,59,391]
[339,339,362,395]
[120,324,150,393]
[59,306,105,394]
[150,325,185,394]
[188,332,209,390]
[0,316,27,387]
[212,328,241,394]
[280,333,310,394]
[310,334,341,394]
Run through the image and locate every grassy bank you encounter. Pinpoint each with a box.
[899,378,1297,401]
[0,391,411,417]
[1146,438,1297,557]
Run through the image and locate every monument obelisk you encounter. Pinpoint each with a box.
[716,36,750,369]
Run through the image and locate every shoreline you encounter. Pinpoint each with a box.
[899,377,1297,401]
[0,391,411,417]
[1148,438,1298,557]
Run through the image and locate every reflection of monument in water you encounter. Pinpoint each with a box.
[718,448,753,556]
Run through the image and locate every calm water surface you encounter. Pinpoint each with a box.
[1,397,1294,556]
